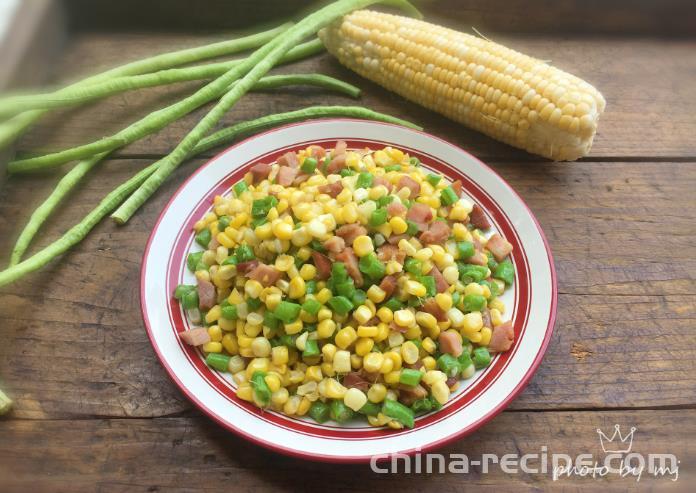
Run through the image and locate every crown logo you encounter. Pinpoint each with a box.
[596,424,636,454]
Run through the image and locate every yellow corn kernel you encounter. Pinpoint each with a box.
[324,378,348,399]
[335,326,358,349]
[244,279,263,299]
[273,254,293,272]
[366,285,387,304]
[468,330,483,343]
[245,357,270,379]
[322,343,336,362]
[344,388,368,412]
[394,309,415,327]
[221,334,239,355]
[271,388,289,407]
[353,305,373,325]
[367,383,387,403]
[202,341,222,353]
[385,260,403,275]
[332,349,351,373]
[480,326,493,346]
[205,305,222,324]
[216,232,235,249]
[357,325,379,338]
[389,216,408,235]
[305,365,323,382]
[239,347,254,358]
[384,370,401,385]
[404,325,422,340]
[431,380,450,405]
[264,374,281,393]
[351,235,374,257]
[315,288,332,305]
[384,350,402,370]
[401,341,419,364]
[490,308,504,327]
[299,264,317,281]
[362,352,384,373]
[415,311,438,333]
[398,238,417,256]
[311,318,333,339]
[207,325,222,343]
[236,384,254,402]
[404,280,426,297]
[375,323,390,342]
[379,357,394,374]
[489,298,506,314]
[462,312,484,333]
[271,345,289,366]
[376,306,394,324]
[464,283,485,296]
[284,320,303,335]
[296,397,312,416]
[423,370,446,386]
[421,337,437,354]
[422,355,437,370]
[272,220,293,240]
[254,222,273,240]
[288,277,306,299]
[283,395,301,415]
[435,293,453,312]
[321,362,336,377]
[355,337,374,356]
[317,306,332,321]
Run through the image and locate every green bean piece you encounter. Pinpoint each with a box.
[411,398,433,414]
[462,294,487,312]
[217,215,231,231]
[409,157,420,166]
[456,241,475,259]
[221,305,238,320]
[278,334,298,348]
[419,275,436,297]
[301,156,318,174]
[305,280,318,295]
[358,401,382,415]
[383,298,403,311]
[186,251,204,272]
[263,311,279,330]
[493,259,515,286]
[384,164,401,172]
[328,296,353,315]
[358,253,385,279]
[404,258,422,275]
[352,289,367,306]
[301,298,322,316]
[439,186,458,206]
[233,180,249,197]
[309,401,330,423]
[195,229,212,248]
[250,371,271,408]
[473,347,492,369]
[458,263,488,283]
[382,399,415,428]
[369,207,388,227]
[246,297,262,311]
[399,368,423,386]
[426,174,441,186]
[235,244,255,263]
[437,353,461,378]
[206,353,231,372]
[335,280,356,299]
[356,172,373,189]
[405,219,419,236]
[329,399,354,423]
[274,301,301,323]
[302,339,320,358]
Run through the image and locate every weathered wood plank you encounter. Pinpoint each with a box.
[0,411,692,491]
[0,160,693,418]
[12,34,696,160]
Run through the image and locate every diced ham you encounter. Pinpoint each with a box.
[343,372,370,392]
[377,244,406,264]
[236,259,259,275]
[451,179,463,198]
[336,224,367,245]
[387,201,407,217]
[318,180,343,198]
[179,327,211,347]
[387,233,408,245]
[324,236,346,254]
[293,173,310,186]
[248,263,281,287]
[398,384,428,406]
[311,251,332,280]
[438,331,463,357]
[469,204,491,230]
[374,176,393,192]
[428,265,449,293]
[397,175,421,199]
[445,376,458,388]
[481,308,492,329]
[335,247,363,286]
[379,275,398,298]
[307,145,326,159]
[277,151,299,168]
[208,235,220,250]
[423,298,447,322]
[250,163,271,183]
[419,220,451,245]
[467,251,488,266]
[326,153,346,175]
[197,279,216,311]
[489,321,515,352]
[333,140,347,156]
[486,233,513,261]
[403,360,424,370]
[406,202,433,224]
[276,166,299,186]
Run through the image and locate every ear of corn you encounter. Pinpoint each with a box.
[319,10,606,161]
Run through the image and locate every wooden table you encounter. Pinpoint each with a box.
[0,1,694,490]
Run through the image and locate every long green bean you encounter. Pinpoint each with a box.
[0,39,324,119]
[8,75,361,266]
[0,23,293,150]
[112,0,419,224]
[0,105,420,286]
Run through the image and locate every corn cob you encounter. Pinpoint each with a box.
[319,10,606,160]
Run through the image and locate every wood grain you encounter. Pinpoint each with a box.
[12,34,696,160]
[0,159,693,418]
[0,410,692,491]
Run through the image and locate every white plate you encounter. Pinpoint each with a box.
[141,119,557,463]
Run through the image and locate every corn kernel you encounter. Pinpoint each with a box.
[377,306,394,323]
[422,337,437,354]
[222,334,239,355]
[288,277,306,299]
[353,305,373,325]
[207,325,222,343]
[316,288,332,305]
[335,326,358,349]
[384,351,402,370]
[423,370,446,386]
[468,331,483,343]
[489,298,506,314]
[366,285,386,304]
[415,312,438,332]
[271,388,289,406]
[324,378,348,399]
[333,350,351,373]
[351,353,363,369]
[405,280,426,297]
[236,384,253,402]
[264,373,281,393]
[344,388,368,412]
[394,309,415,327]
[389,216,408,234]
[462,312,484,333]
[205,305,222,324]
[353,235,374,257]
[490,308,504,326]
[284,320,303,335]
[305,365,323,382]
[384,370,401,385]
[299,264,317,281]
[422,355,437,370]
[317,306,332,321]
[362,352,384,373]
[464,282,485,296]
[357,325,379,338]
[401,341,419,364]
[271,345,289,365]
[435,293,453,312]
[244,279,263,299]
[355,337,374,356]
[367,383,387,403]
[202,341,222,353]
[431,380,450,405]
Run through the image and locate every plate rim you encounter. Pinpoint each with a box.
[140,118,558,463]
